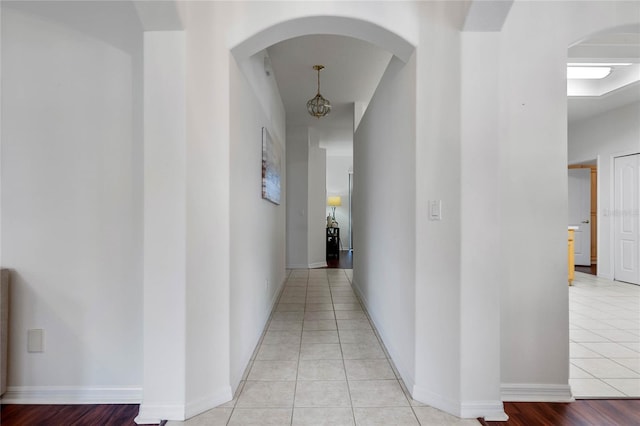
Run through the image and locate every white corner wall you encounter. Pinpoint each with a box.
[459,31,504,419]
[286,126,310,268]
[137,30,187,424]
[498,0,573,401]
[182,2,233,419]
[353,55,416,393]
[308,130,328,269]
[412,0,465,414]
[286,126,328,270]
[1,1,143,402]
[569,101,640,280]
[229,53,287,390]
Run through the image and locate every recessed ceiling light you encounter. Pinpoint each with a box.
[567,66,611,79]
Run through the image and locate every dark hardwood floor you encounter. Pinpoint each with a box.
[479,400,640,426]
[575,264,597,275]
[0,404,157,426]
[326,249,353,269]
[4,400,640,425]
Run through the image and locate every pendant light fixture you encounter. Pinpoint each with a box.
[307,65,331,118]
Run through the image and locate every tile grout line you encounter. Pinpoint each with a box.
[289,270,308,425]
[330,270,358,426]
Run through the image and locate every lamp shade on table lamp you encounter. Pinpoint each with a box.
[328,196,341,220]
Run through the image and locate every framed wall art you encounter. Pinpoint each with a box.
[261,127,282,205]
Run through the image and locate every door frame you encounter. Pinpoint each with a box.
[569,164,597,266]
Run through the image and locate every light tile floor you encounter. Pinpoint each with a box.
[569,272,640,398]
[168,268,479,425]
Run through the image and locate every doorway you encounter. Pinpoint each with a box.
[567,26,640,398]
[614,153,640,285]
[569,164,598,271]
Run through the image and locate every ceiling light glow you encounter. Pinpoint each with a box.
[567,63,631,67]
[567,66,612,79]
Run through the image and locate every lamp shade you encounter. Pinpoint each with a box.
[327,196,342,207]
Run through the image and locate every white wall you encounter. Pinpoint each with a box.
[569,101,640,279]
[1,1,143,401]
[182,3,232,419]
[308,129,328,268]
[498,0,573,398]
[286,126,329,269]
[412,1,466,414]
[286,126,310,268]
[326,155,352,251]
[353,55,416,394]
[497,0,640,400]
[138,30,187,422]
[459,31,503,417]
[229,52,287,390]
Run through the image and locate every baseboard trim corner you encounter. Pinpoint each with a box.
[135,403,185,424]
[411,385,461,418]
[184,386,233,419]
[460,401,508,421]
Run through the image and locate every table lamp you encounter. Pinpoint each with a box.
[327,196,341,220]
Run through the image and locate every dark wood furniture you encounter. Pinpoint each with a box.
[326,227,340,260]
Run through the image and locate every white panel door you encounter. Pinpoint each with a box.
[568,168,591,266]
[614,154,640,285]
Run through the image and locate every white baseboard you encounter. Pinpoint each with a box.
[0,386,142,405]
[412,385,508,421]
[287,262,328,269]
[460,401,508,421]
[185,386,233,419]
[135,403,185,424]
[286,264,309,269]
[501,383,574,402]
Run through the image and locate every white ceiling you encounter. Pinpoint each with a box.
[266,34,392,155]
[568,31,640,123]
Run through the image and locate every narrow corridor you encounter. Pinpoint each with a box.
[169,269,478,425]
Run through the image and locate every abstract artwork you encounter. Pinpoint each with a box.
[262,127,282,205]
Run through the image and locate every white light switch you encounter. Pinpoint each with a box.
[27,329,44,353]
[429,200,442,221]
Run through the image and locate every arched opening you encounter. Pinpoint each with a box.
[230,15,415,64]
[227,12,420,414]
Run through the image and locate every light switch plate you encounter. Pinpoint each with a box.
[27,329,44,353]
[429,200,442,221]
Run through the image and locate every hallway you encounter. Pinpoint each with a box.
[168,269,478,425]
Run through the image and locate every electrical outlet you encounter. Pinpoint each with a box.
[27,329,44,353]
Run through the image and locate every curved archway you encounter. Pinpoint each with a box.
[569,22,640,48]
[227,9,420,419]
[230,15,415,63]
